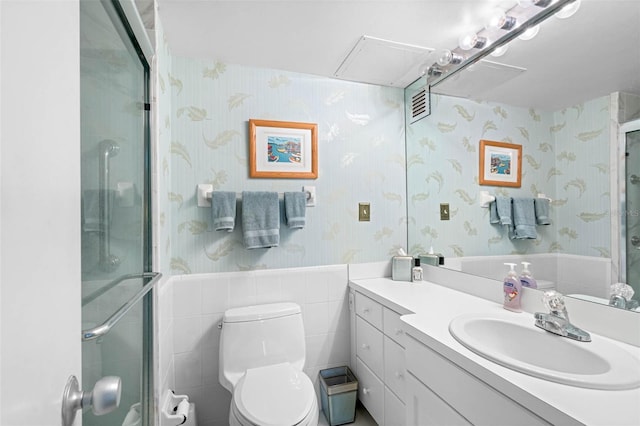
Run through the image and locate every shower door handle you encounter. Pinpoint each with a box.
[631,236,640,247]
[62,375,122,426]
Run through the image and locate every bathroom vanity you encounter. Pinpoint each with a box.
[349,277,640,426]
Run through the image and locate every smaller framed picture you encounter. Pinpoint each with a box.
[249,119,318,179]
[479,140,522,187]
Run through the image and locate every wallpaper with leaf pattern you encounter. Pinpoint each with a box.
[406,78,612,261]
[160,56,406,274]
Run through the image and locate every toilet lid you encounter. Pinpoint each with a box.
[234,363,314,426]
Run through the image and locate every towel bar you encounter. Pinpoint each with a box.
[196,184,316,207]
[479,190,552,208]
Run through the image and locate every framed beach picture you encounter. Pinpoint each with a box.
[249,119,318,179]
[479,140,522,187]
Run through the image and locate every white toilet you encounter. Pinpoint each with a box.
[219,302,319,426]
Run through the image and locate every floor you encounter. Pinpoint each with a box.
[318,401,377,426]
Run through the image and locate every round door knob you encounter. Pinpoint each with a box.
[88,376,122,416]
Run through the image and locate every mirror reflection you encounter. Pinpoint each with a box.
[405,0,640,312]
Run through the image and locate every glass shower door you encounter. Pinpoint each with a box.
[625,128,640,297]
[80,0,153,425]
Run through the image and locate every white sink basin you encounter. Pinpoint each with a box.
[449,312,640,390]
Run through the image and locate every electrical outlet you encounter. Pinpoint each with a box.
[440,203,450,220]
[359,203,370,221]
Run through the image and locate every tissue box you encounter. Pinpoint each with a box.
[392,256,413,281]
[420,253,444,266]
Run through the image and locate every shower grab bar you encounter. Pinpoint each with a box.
[82,271,162,341]
[99,139,121,272]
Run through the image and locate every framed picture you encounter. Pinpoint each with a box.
[479,140,522,187]
[249,119,318,179]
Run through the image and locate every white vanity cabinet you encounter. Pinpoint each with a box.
[352,291,407,426]
[405,333,551,426]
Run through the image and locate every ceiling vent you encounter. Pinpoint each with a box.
[334,36,434,88]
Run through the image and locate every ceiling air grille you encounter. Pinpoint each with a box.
[410,86,430,124]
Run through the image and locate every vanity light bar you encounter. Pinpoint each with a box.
[427,0,579,88]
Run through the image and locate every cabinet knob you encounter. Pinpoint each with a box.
[363,307,370,314]
[395,371,404,379]
[361,343,370,350]
[362,388,370,395]
[395,328,403,335]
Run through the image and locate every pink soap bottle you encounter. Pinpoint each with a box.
[503,263,522,313]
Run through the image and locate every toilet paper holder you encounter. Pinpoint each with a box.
[161,390,190,426]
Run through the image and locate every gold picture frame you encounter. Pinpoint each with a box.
[249,119,318,179]
[479,140,522,187]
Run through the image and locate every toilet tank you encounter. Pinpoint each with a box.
[219,302,306,392]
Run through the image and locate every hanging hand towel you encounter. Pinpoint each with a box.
[495,197,513,226]
[284,192,306,229]
[242,191,280,249]
[534,198,551,225]
[211,191,237,232]
[489,201,500,224]
[512,198,537,239]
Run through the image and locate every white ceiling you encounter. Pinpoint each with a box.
[156,0,640,111]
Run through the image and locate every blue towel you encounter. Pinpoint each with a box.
[495,197,513,226]
[242,191,280,249]
[211,191,237,232]
[534,198,551,225]
[512,198,537,239]
[284,192,306,229]
[489,201,500,224]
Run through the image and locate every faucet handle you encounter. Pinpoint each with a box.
[542,290,565,313]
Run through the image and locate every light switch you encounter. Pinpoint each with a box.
[440,203,450,221]
[359,203,370,221]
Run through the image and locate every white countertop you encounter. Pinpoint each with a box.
[349,277,640,426]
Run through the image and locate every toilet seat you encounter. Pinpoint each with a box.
[232,363,316,426]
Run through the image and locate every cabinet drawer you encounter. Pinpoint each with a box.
[356,316,384,378]
[383,307,407,347]
[384,336,406,402]
[405,335,550,426]
[355,292,383,330]
[357,357,384,426]
[406,372,470,426]
[384,386,406,426]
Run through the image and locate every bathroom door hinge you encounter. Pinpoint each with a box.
[144,103,151,111]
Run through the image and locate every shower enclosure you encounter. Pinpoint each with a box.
[621,120,640,298]
[79,0,156,424]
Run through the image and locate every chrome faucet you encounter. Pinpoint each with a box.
[534,291,591,342]
[609,283,639,310]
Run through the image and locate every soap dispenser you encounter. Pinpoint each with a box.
[503,263,522,312]
[520,262,538,289]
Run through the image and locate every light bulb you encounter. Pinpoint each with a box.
[436,49,464,66]
[458,33,487,51]
[487,10,517,30]
[518,24,540,41]
[555,0,581,19]
[490,45,509,57]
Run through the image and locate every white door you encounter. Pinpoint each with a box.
[1,1,83,425]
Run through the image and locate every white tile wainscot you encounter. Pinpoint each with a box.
[349,277,640,426]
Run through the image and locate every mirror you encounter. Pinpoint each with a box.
[405,0,640,312]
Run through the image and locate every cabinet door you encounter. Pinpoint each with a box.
[383,307,407,347]
[384,336,406,401]
[385,386,406,426]
[357,357,384,425]
[406,373,471,426]
[356,316,384,377]
[355,291,383,329]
